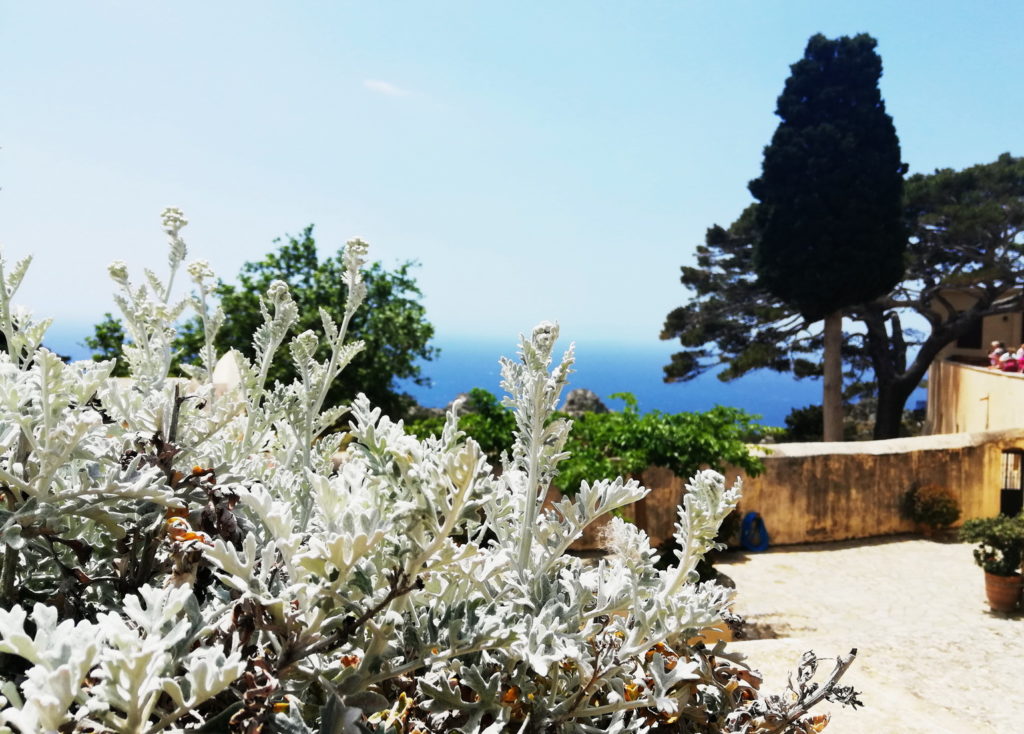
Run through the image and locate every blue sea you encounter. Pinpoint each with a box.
[47,325,925,428]
[396,338,928,427]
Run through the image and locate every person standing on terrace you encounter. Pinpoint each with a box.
[988,341,1006,367]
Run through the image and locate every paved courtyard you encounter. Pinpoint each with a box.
[718,536,1023,734]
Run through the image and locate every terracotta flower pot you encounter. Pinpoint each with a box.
[984,571,1023,612]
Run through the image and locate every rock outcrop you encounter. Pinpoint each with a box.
[561,388,608,416]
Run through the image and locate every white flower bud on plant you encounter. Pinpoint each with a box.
[161,208,189,269]
[187,260,214,284]
[599,515,653,566]
[344,238,369,273]
[339,239,369,316]
[107,260,129,285]
[266,279,291,303]
[290,329,320,366]
[532,320,559,352]
[160,207,188,236]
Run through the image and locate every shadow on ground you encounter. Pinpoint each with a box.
[721,532,963,565]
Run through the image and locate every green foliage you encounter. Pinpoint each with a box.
[902,153,1024,289]
[749,33,906,321]
[783,405,827,442]
[959,515,1024,576]
[900,484,960,529]
[409,390,773,495]
[82,312,129,377]
[407,387,516,462]
[554,394,771,494]
[661,205,802,385]
[782,403,903,442]
[89,225,437,419]
[663,152,1024,440]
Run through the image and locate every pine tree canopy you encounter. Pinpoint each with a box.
[749,33,907,321]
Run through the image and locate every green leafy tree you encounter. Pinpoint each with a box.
[89,225,438,417]
[83,313,129,376]
[749,33,907,441]
[662,153,1024,439]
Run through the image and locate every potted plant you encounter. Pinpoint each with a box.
[901,483,960,538]
[959,515,1024,612]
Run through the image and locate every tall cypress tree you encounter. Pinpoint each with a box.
[749,33,906,441]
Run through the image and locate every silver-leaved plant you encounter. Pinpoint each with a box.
[0,211,858,733]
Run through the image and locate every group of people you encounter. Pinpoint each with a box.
[988,341,1024,372]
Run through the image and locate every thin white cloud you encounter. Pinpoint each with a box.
[363,79,411,97]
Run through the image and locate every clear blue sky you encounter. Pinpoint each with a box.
[2,1,1022,355]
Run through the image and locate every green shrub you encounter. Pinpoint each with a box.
[901,483,960,528]
[409,390,775,494]
[959,515,1024,576]
[407,387,516,463]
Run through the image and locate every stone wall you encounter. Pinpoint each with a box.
[560,429,1024,552]
[527,421,1024,554]
[724,429,1024,545]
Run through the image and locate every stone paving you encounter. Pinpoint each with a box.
[718,536,1023,734]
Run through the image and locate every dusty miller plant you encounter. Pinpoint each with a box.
[0,211,859,733]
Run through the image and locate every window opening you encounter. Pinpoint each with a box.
[957,318,983,349]
[1000,449,1023,517]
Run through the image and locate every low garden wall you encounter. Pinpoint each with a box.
[723,428,1024,545]
[566,429,1024,551]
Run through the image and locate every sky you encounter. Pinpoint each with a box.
[2,1,1023,361]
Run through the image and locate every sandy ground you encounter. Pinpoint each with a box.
[717,535,1023,734]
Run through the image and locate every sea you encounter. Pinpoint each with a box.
[46,325,925,428]
[396,338,928,428]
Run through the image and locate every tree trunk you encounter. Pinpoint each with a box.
[873,381,914,440]
[862,303,969,440]
[870,322,962,439]
[822,311,844,442]
[860,302,906,441]
[853,294,1019,441]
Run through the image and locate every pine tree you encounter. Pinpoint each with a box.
[749,33,906,440]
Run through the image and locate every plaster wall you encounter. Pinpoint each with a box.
[564,431,1024,550]
[927,359,1024,434]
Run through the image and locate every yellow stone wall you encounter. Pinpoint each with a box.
[564,430,1024,551]
[723,430,1024,545]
